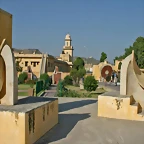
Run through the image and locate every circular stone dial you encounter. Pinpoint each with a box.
[101,65,113,78]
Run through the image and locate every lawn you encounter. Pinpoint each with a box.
[18,91,28,96]
[18,84,36,90]
[18,84,43,96]
[65,85,106,98]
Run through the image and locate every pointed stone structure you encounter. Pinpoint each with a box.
[0,39,18,105]
[98,50,144,121]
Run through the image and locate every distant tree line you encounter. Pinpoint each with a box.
[114,37,144,69]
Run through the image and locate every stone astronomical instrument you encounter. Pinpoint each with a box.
[101,65,113,79]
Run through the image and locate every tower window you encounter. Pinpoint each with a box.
[67,42,68,46]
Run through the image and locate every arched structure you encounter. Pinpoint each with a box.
[0,39,18,105]
[120,50,144,109]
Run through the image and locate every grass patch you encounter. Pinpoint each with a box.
[58,85,106,98]
[18,90,44,97]
[18,92,28,96]
[18,84,36,90]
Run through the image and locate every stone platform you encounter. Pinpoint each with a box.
[98,91,144,121]
[0,97,58,144]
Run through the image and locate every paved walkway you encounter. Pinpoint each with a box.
[43,85,57,97]
[99,82,120,91]
[36,97,144,144]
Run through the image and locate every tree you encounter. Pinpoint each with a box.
[118,62,122,70]
[84,76,98,91]
[18,72,28,84]
[15,59,23,72]
[114,36,144,68]
[63,75,73,85]
[100,52,107,62]
[70,57,86,84]
[73,57,85,70]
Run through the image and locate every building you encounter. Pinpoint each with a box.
[92,59,122,81]
[56,34,74,67]
[13,48,71,78]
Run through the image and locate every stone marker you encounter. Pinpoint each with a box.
[79,78,84,90]
[0,39,18,105]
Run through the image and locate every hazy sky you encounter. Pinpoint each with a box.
[1,0,144,62]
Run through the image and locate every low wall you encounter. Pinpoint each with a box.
[0,97,58,144]
[98,91,144,121]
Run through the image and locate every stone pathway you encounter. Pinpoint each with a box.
[99,82,120,91]
[36,97,144,144]
[43,85,57,97]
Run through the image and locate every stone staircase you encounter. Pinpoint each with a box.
[129,96,144,119]
[98,91,144,121]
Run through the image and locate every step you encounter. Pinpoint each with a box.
[138,110,144,117]
[130,102,139,114]
[130,102,143,114]
[130,102,138,106]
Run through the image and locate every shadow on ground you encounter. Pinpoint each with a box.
[59,99,97,112]
[17,97,57,105]
[35,113,90,144]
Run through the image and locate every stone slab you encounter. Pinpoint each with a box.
[0,96,58,112]
[100,91,130,98]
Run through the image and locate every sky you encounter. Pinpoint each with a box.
[0,0,144,63]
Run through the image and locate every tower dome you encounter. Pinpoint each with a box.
[65,34,71,40]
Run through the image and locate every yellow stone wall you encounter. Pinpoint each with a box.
[92,60,121,80]
[0,8,12,48]
[15,53,71,78]
[0,99,58,144]
[98,94,144,121]
[92,65,101,80]
[61,72,70,79]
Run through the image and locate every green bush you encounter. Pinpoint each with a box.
[63,75,73,85]
[56,89,80,97]
[40,73,50,89]
[40,73,49,81]
[84,76,98,92]
[57,80,66,90]
[18,72,28,84]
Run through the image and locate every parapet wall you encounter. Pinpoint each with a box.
[0,97,58,144]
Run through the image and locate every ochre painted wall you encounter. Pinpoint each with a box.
[15,53,71,78]
[98,94,144,121]
[61,72,70,79]
[0,99,58,144]
[0,9,12,48]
